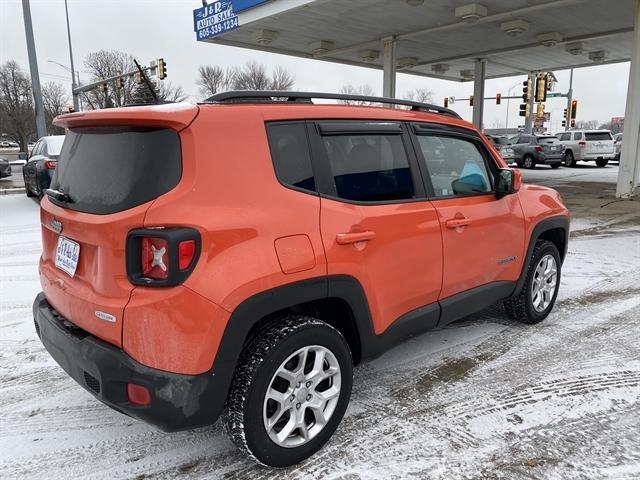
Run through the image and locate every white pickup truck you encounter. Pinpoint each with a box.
[556,130,616,167]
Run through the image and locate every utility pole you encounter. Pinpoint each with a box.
[64,0,80,112]
[565,68,574,132]
[524,72,536,135]
[22,0,47,138]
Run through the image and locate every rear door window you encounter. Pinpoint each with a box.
[574,132,583,140]
[320,127,415,202]
[585,132,613,141]
[50,127,181,215]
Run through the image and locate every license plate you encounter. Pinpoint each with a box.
[55,236,80,277]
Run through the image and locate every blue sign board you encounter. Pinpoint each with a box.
[193,0,271,41]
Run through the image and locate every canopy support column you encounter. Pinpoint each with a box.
[472,59,486,129]
[382,36,397,98]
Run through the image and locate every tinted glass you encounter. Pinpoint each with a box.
[558,133,570,141]
[538,136,560,144]
[267,123,315,192]
[46,136,65,157]
[517,137,530,144]
[322,134,414,202]
[31,141,43,157]
[585,132,613,141]
[574,132,583,140]
[50,127,181,215]
[417,135,492,197]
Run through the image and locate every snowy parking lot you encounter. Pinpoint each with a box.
[1,165,639,479]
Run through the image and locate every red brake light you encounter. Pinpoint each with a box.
[579,141,586,147]
[141,237,169,279]
[127,383,151,406]
[535,145,543,152]
[44,159,57,169]
[178,240,196,270]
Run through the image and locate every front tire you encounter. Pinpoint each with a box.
[596,158,609,167]
[504,240,561,324]
[223,315,353,467]
[564,150,576,167]
[523,155,535,169]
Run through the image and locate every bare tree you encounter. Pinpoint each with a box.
[232,61,271,90]
[268,65,295,91]
[339,84,377,104]
[573,120,599,130]
[0,61,36,151]
[158,82,187,103]
[130,79,187,105]
[82,49,136,109]
[403,87,435,104]
[42,82,69,134]
[196,65,232,98]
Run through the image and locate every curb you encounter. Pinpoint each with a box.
[0,188,26,196]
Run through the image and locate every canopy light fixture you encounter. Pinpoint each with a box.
[397,57,419,68]
[358,49,380,62]
[254,29,279,46]
[454,3,488,24]
[432,63,450,74]
[501,19,529,37]
[310,40,335,56]
[537,32,564,47]
[565,42,584,55]
[589,50,607,63]
[460,69,474,81]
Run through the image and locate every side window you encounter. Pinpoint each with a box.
[517,137,530,144]
[574,132,583,140]
[321,133,414,202]
[267,123,316,192]
[30,141,43,158]
[417,135,493,197]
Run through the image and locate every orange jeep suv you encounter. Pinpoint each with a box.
[33,91,569,467]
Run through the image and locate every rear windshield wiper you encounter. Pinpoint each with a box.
[44,188,73,203]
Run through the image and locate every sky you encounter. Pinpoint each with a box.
[0,0,632,132]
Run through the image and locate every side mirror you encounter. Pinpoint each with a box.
[18,152,27,160]
[495,168,521,198]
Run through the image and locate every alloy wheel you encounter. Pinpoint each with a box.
[531,254,558,312]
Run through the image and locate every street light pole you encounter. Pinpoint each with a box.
[64,0,80,111]
[505,81,521,130]
[22,0,47,139]
[48,59,81,110]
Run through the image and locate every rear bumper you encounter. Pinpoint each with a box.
[540,155,563,165]
[578,153,616,161]
[0,163,10,177]
[33,292,226,432]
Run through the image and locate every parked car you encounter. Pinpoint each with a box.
[556,130,615,167]
[0,157,11,178]
[486,135,516,164]
[614,133,623,162]
[510,134,564,169]
[0,141,11,148]
[33,92,570,467]
[22,135,65,197]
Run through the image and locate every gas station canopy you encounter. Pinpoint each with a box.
[200,0,635,82]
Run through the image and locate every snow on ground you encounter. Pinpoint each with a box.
[1,166,639,479]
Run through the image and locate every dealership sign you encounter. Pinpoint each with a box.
[193,0,271,40]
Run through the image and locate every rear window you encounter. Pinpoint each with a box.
[585,132,613,141]
[50,127,181,215]
[537,136,560,144]
[47,136,65,156]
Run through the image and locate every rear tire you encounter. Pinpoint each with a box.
[550,163,561,169]
[596,158,609,168]
[504,240,561,325]
[523,155,535,169]
[564,150,576,167]
[223,315,353,467]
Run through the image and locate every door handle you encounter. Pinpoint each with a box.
[445,217,472,229]
[336,231,376,245]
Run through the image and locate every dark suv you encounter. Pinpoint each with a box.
[511,134,564,169]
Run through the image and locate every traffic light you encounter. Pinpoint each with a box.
[571,100,578,119]
[157,58,167,80]
[496,93,501,105]
[571,119,576,128]
[536,102,545,119]
[534,74,548,103]
[67,105,75,113]
[444,97,449,108]
[519,103,530,118]
[115,77,125,89]
[134,71,143,84]
[522,79,532,102]
[562,108,568,127]
[469,95,474,107]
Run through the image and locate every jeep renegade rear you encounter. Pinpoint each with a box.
[34,92,569,467]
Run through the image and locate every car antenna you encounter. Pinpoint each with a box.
[133,58,159,104]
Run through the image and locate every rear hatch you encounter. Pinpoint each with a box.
[39,104,198,347]
[537,136,563,156]
[584,131,615,155]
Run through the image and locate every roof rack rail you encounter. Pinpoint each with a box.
[203,90,461,119]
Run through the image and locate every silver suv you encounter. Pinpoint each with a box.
[556,130,615,167]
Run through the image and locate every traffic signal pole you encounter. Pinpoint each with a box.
[64,0,79,112]
[21,0,47,139]
[565,68,574,132]
[524,73,536,134]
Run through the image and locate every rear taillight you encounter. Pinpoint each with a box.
[127,228,201,287]
[534,145,543,152]
[579,141,586,147]
[141,237,169,280]
[44,159,57,170]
